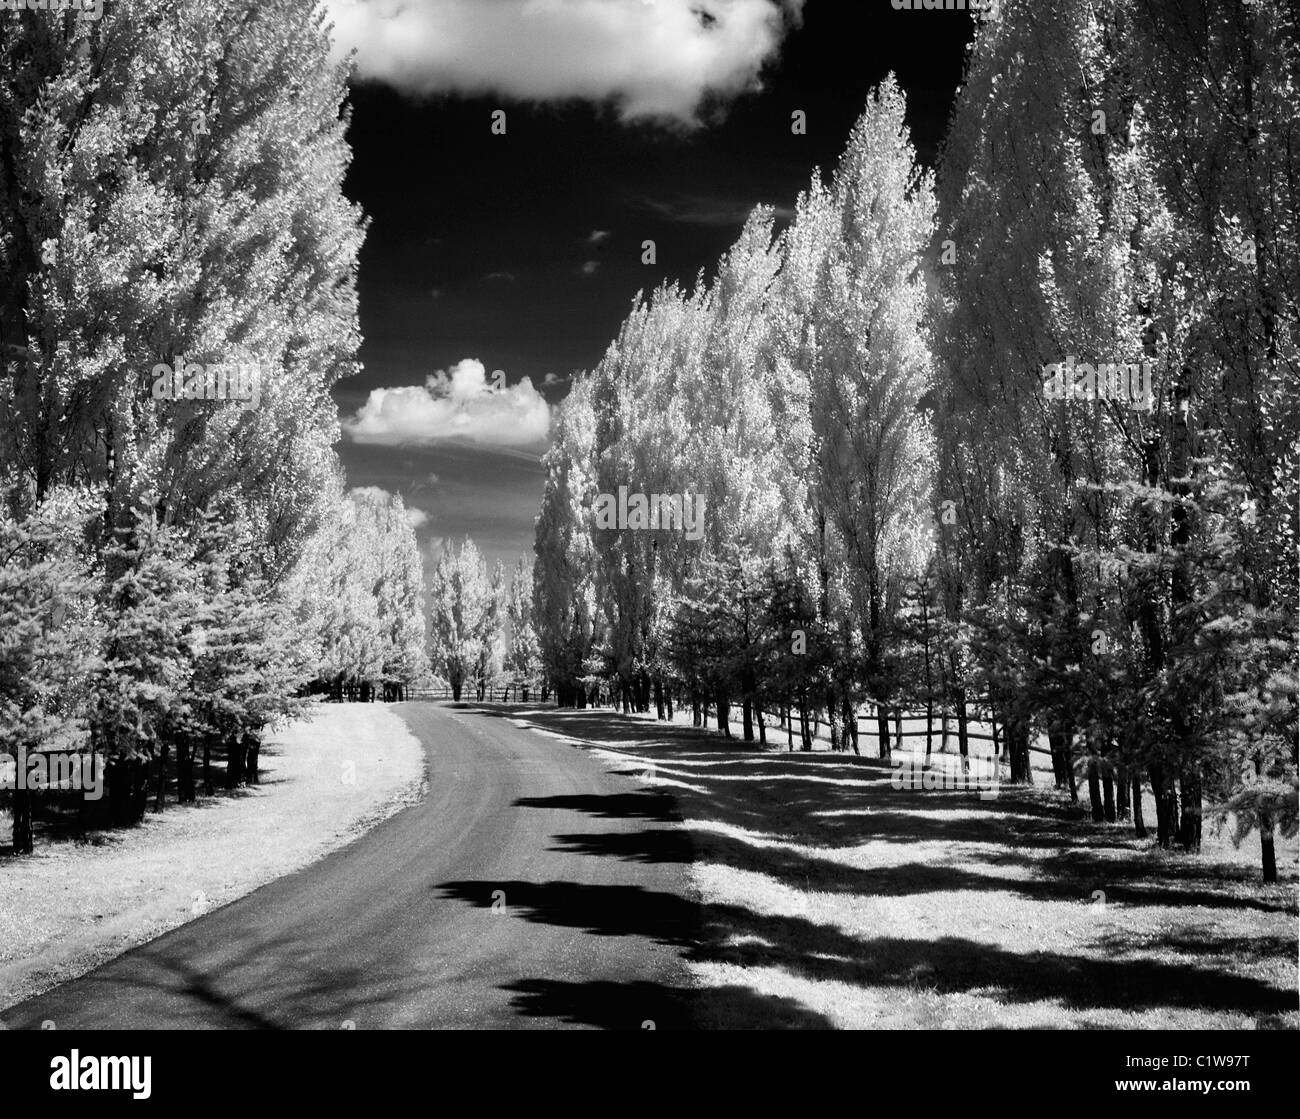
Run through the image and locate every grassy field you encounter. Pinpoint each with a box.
[0,702,426,1013]
[512,704,1298,1030]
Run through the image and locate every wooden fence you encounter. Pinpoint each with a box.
[398,689,1054,761]
[404,684,549,704]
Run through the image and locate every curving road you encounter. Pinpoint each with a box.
[1,703,699,1030]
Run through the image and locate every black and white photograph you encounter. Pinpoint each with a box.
[0,0,1296,1077]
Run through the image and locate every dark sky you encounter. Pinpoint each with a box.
[334,0,975,574]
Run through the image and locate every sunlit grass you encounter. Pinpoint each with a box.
[523,705,1299,1030]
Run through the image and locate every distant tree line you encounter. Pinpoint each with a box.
[427,540,542,703]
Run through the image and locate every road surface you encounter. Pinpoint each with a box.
[1,703,699,1030]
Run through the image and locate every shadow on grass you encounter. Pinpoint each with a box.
[461,702,1298,1024]
[433,871,1296,1019]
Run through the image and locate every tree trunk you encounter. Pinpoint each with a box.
[1177,770,1201,852]
[742,698,754,743]
[1149,763,1178,848]
[1009,717,1033,786]
[106,757,125,825]
[246,733,261,787]
[1114,763,1129,820]
[955,696,968,774]
[1060,728,1073,798]
[129,758,149,823]
[11,787,33,855]
[203,735,215,796]
[1048,727,1070,790]
[1102,758,1116,823]
[77,754,92,837]
[1131,771,1147,838]
[177,737,195,804]
[226,735,247,789]
[1087,749,1104,823]
[153,742,169,813]
[876,704,891,761]
[1260,810,1277,883]
[843,698,859,756]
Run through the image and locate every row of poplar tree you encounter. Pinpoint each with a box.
[0,4,428,854]
[427,539,542,704]
[531,0,1298,881]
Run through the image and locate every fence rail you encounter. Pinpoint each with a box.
[751,706,1054,759]
[403,685,549,703]
[397,690,1055,759]
[845,709,1054,757]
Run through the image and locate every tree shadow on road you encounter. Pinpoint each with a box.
[514,791,681,823]
[499,977,832,1029]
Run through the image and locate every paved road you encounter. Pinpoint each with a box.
[1,703,699,1030]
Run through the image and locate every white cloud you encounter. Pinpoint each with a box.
[349,485,392,503]
[587,229,611,244]
[581,260,600,275]
[323,0,805,125]
[350,486,431,528]
[634,191,796,226]
[343,358,551,446]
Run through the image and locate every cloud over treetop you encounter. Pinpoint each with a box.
[323,0,805,125]
[343,358,551,447]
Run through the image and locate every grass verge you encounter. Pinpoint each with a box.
[507,704,1298,1029]
[0,702,426,1011]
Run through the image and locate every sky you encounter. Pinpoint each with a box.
[326,0,978,575]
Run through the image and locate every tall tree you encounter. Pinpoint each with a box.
[429,537,498,703]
